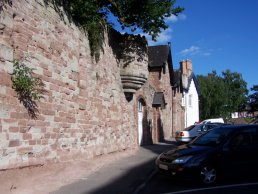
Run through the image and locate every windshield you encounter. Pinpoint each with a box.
[192,127,233,146]
[184,125,196,131]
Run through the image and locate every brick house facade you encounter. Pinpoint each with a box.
[146,45,174,142]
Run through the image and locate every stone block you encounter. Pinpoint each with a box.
[9,140,21,147]
[0,44,13,61]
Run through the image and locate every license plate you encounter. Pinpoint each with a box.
[159,164,168,170]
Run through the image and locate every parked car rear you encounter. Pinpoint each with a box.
[175,123,224,143]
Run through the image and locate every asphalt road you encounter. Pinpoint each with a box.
[139,172,258,194]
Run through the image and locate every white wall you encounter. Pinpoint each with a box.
[184,79,199,127]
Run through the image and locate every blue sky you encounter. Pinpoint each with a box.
[145,0,258,91]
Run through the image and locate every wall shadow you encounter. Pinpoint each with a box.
[88,143,177,194]
[52,142,177,194]
[157,117,165,142]
[141,109,153,145]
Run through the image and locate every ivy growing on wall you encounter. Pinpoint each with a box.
[44,0,106,62]
[2,0,183,62]
[43,0,183,62]
[11,55,46,119]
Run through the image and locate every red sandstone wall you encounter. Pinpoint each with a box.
[0,0,137,169]
[161,69,173,139]
[172,89,185,135]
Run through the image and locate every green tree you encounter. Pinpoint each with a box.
[3,0,183,60]
[45,0,183,61]
[222,70,248,115]
[248,85,258,111]
[98,0,184,40]
[197,70,248,120]
[197,71,227,120]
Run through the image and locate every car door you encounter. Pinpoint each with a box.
[222,127,258,176]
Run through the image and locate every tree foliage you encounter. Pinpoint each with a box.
[3,0,183,61]
[248,85,258,111]
[222,70,248,113]
[197,70,248,120]
[98,0,184,40]
[44,0,183,61]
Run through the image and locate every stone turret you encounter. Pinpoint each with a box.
[109,29,148,100]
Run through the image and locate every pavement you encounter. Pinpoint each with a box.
[0,140,177,194]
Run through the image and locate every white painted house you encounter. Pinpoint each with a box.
[180,60,200,127]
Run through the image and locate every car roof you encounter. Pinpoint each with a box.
[206,122,224,125]
[217,124,258,131]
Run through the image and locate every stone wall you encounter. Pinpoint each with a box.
[0,0,138,169]
[160,70,173,139]
[172,88,185,134]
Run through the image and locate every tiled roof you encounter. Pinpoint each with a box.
[148,45,170,68]
[172,71,201,96]
[187,73,201,96]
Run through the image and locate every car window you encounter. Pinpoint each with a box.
[196,125,203,131]
[192,127,233,146]
[249,127,258,145]
[230,133,249,146]
[229,127,258,147]
[198,124,215,132]
[206,124,217,130]
[201,125,208,131]
[184,125,196,131]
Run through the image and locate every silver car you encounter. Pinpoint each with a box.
[175,123,223,143]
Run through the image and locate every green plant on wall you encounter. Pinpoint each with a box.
[44,0,105,62]
[11,55,46,119]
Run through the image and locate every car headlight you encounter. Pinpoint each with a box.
[172,155,192,164]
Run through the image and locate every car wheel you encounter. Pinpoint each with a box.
[199,165,217,184]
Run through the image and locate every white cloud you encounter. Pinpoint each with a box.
[145,28,173,46]
[166,14,178,23]
[179,46,200,56]
[178,14,187,20]
[129,13,187,46]
[145,13,186,46]
[202,52,211,56]
[179,46,212,57]
[165,13,187,23]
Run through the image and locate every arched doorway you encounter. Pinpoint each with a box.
[138,99,144,145]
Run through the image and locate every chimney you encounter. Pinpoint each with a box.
[180,59,192,77]
[180,60,193,89]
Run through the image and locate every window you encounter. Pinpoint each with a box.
[181,96,185,106]
[188,94,192,107]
